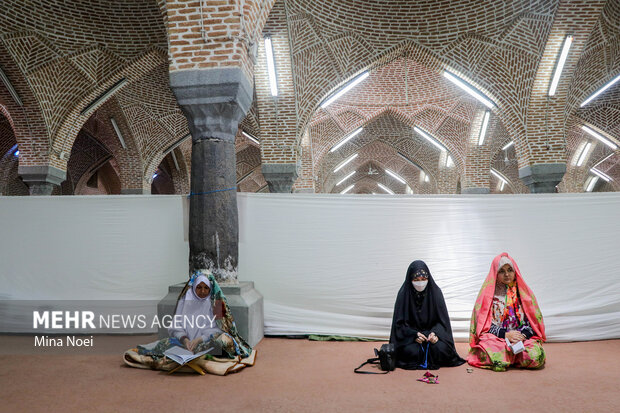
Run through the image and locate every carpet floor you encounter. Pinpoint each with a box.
[0,336,618,412]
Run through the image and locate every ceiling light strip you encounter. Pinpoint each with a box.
[576,142,592,167]
[330,128,363,152]
[478,110,490,145]
[581,125,618,150]
[548,35,573,96]
[385,169,406,184]
[336,171,355,186]
[264,37,278,97]
[580,72,620,107]
[321,72,369,108]
[334,153,358,172]
[443,71,495,108]
[377,183,394,194]
[414,126,446,151]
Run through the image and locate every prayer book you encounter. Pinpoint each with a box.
[164,346,212,365]
[504,338,524,354]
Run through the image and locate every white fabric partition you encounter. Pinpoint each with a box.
[1,193,620,341]
[237,193,620,342]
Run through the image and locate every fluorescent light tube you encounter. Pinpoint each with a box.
[334,153,358,172]
[580,72,620,107]
[110,117,127,149]
[594,152,614,167]
[490,169,508,184]
[321,72,369,108]
[336,171,355,186]
[264,37,278,97]
[80,78,127,115]
[0,66,22,106]
[14,150,19,157]
[591,168,611,182]
[549,35,573,96]
[446,155,454,167]
[502,141,514,151]
[385,169,406,184]
[171,150,180,171]
[424,174,429,182]
[443,71,494,108]
[586,176,599,192]
[340,184,354,194]
[163,133,191,155]
[478,110,490,145]
[576,142,592,167]
[242,130,260,145]
[581,125,618,150]
[330,128,363,152]
[414,126,445,151]
[377,183,394,194]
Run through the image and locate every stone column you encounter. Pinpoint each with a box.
[262,163,298,193]
[170,68,252,283]
[18,165,66,195]
[519,164,566,193]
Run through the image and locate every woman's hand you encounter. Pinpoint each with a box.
[187,337,203,352]
[505,330,526,344]
[416,332,427,343]
[428,332,439,344]
[182,337,190,350]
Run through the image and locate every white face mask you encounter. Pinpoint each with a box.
[412,280,428,292]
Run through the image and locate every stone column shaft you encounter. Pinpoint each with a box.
[170,68,252,283]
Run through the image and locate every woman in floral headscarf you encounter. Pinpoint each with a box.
[468,253,546,372]
[123,270,254,375]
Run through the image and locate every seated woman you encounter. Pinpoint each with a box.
[124,270,254,374]
[390,260,465,370]
[468,253,546,372]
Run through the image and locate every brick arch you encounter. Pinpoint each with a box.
[74,160,121,195]
[312,106,466,173]
[50,49,167,172]
[321,139,438,194]
[81,97,147,192]
[558,119,620,193]
[566,0,620,117]
[66,130,114,194]
[0,43,49,167]
[236,142,267,193]
[0,0,168,171]
[151,154,185,195]
[314,110,457,193]
[490,147,529,194]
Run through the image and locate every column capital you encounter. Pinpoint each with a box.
[461,187,490,194]
[18,165,66,195]
[262,163,299,193]
[170,68,253,143]
[519,163,566,193]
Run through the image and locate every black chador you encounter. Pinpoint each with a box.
[389,260,465,370]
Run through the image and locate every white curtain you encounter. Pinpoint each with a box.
[1,193,619,341]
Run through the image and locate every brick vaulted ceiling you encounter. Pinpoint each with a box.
[0,0,619,195]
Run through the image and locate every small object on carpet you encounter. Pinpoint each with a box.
[417,371,439,384]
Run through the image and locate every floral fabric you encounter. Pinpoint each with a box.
[467,253,546,371]
[129,270,252,365]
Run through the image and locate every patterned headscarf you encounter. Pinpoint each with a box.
[469,253,546,347]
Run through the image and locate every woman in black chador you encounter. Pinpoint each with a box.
[390,260,465,370]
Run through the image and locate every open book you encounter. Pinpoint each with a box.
[505,338,525,354]
[164,346,213,365]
